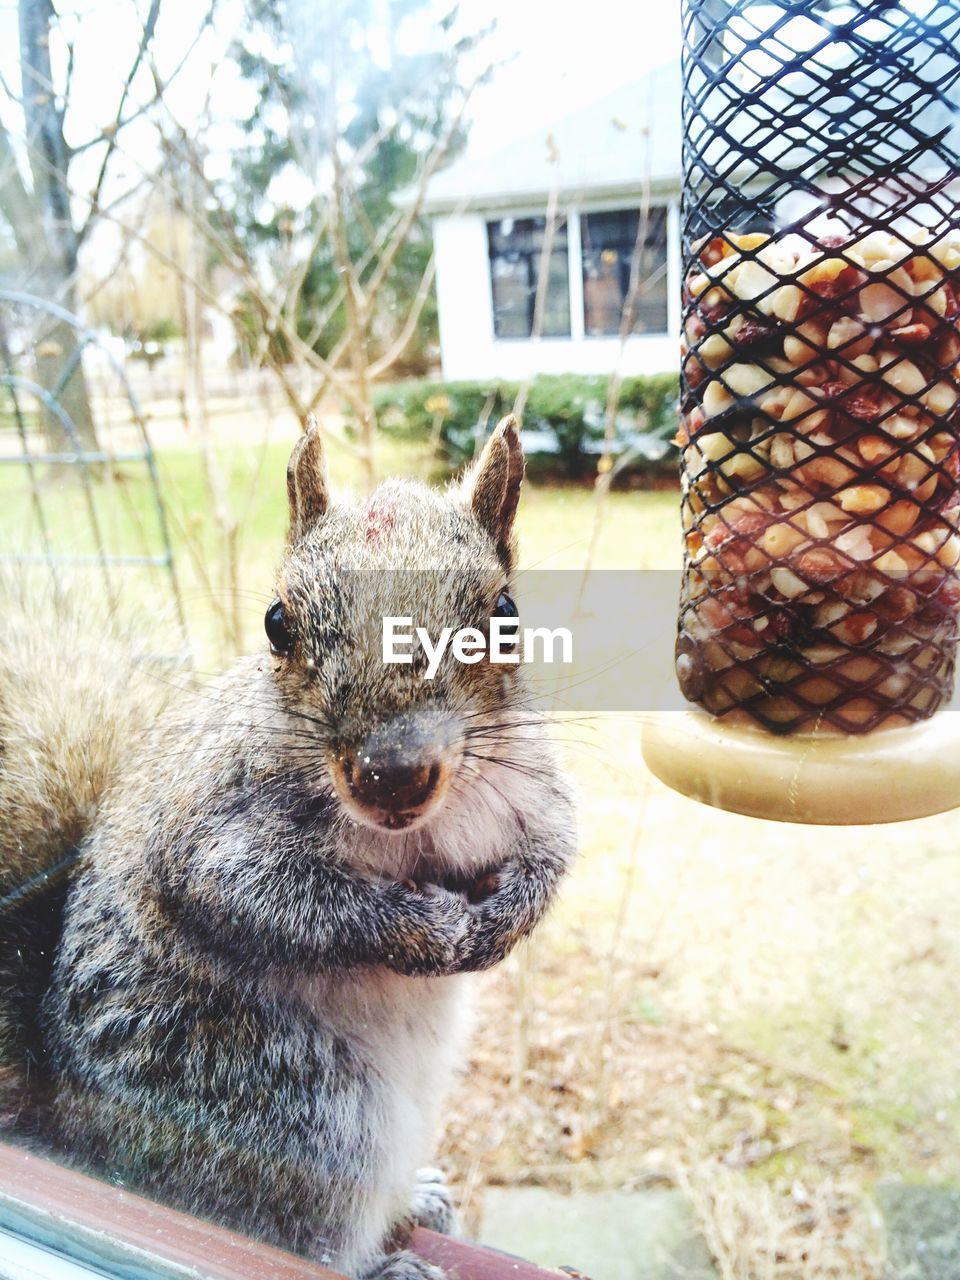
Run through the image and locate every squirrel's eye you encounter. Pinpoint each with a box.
[493,591,518,619]
[492,591,520,648]
[265,599,293,655]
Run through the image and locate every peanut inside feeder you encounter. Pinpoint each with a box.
[645,0,960,823]
[677,229,960,734]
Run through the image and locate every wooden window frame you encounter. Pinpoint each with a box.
[0,1141,562,1280]
[580,206,670,338]
[486,216,572,340]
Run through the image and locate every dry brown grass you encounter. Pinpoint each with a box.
[439,714,960,1277]
[679,1169,885,1280]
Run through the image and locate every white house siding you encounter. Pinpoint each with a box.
[432,200,681,383]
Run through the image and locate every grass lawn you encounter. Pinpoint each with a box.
[0,429,680,657]
[3,421,959,1277]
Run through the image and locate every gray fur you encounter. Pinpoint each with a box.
[1,419,576,1276]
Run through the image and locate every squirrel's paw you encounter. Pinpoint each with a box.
[364,1248,445,1280]
[419,883,471,948]
[410,1166,457,1235]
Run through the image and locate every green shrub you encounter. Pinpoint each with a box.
[367,372,679,481]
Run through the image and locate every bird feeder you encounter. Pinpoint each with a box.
[642,0,960,823]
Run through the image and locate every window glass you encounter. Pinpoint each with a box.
[8,1,960,1278]
[488,217,571,339]
[581,207,669,335]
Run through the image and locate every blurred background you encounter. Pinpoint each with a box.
[1,2,959,1277]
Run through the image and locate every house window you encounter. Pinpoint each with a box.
[487,217,571,339]
[581,207,669,336]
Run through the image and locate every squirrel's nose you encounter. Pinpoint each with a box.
[330,713,457,829]
[344,756,443,812]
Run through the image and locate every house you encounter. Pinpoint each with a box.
[422,61,682,383]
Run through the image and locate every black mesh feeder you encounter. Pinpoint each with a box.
[642,0,960,822]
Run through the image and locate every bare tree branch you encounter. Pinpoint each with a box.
[62,31,76,114]
[76,0,162,240]
[70,3,214,158]
[513,137,560,422]
[327,27,377,487]
[76,8,492,480]
[360,68,488,318]
[300,208,403,352]
[157,125,367,418]
[367,251,436,379]
[75,0,216,247]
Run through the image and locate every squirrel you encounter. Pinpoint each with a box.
[0,414,576,1279]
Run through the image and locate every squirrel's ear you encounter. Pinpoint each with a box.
[462,414,524,564]
[287,417,330,543]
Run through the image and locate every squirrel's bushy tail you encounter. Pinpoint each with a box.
[0,577,174,1131]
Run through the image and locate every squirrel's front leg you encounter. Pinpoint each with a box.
[454,798,576,973]
[150,831,473,978]
[408,1166,457,1235]
[369,1169,456,1280]
[363,1251,444,1280]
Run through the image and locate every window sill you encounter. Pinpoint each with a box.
[488,332,671,343]
[0,1141,560,1280]
[490,335,574,343]
[582,331,670,340]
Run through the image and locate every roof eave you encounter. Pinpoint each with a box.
[422,173,682,217]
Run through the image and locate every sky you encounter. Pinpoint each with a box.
[455,0,680,155]
[2,0,949,203]
[0,0,681,263]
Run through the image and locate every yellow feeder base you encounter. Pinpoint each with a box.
[641,710,960,825]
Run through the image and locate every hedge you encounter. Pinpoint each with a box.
[367,372,680,480]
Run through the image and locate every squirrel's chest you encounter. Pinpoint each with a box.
[289,968,472,1104]
[290,967,471,1228]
